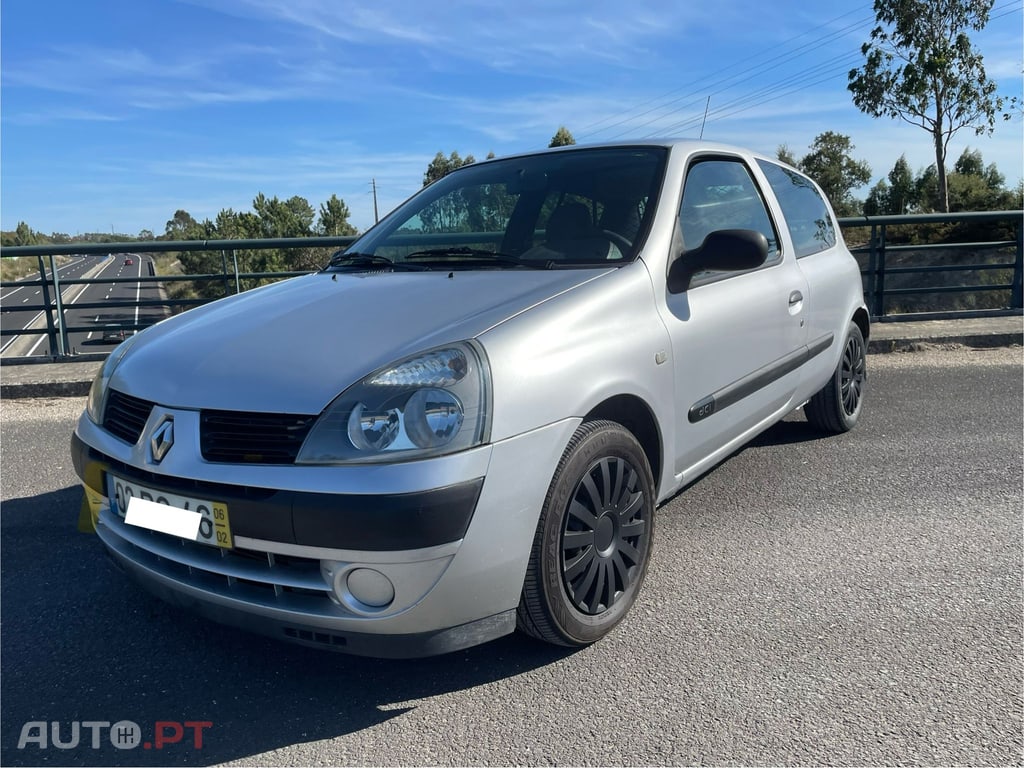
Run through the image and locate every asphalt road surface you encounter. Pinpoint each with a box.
[1,254,166,358]
[1,346,1021,766]
[1,256,95,356]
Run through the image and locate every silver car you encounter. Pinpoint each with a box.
[72,140,868,657]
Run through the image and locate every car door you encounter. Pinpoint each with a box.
[756,158,861,398]
[662,155,809,480]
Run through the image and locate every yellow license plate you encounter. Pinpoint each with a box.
[107,473,233,549]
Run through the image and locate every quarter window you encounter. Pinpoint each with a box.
[757,160,837,258]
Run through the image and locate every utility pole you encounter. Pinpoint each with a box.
[372,179,379,224]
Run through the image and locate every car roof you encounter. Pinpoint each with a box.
[470,138,772,166]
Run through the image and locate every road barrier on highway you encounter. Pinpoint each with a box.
[1,212,1021,363]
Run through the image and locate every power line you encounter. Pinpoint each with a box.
[990,0,1022,20]
[646,56,862,138]
[577,5,875,142]
[672,57,864,134]
[620,50,863,140]
[578,0,1019,144]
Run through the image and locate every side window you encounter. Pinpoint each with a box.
[678,159,780,281]
[757,160,837,258]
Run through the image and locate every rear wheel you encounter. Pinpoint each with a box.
[806,321,866,433]
[517,420,655,647]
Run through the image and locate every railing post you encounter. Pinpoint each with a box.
[1012,215,1023,311]
[864,222,878,318]
[873,222,887,318]
[232,249,241,294]
[35,255,59,357]
[221,250,230,297]
[49,255,68,357]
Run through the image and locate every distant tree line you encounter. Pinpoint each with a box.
[777,134,1022,218]
[419,127,575,189]
[161,193,358,298]
[1,192,356,249]
[1,193,360,296]
[4,127,1019,261]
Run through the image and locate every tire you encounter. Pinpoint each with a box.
[517,420,655,647]
[806,321,867,433]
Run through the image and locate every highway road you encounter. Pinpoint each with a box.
[0,254,167,358]
[1,347,1021,766]
[1,256,94,356]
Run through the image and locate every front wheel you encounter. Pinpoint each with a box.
[806,321,867,433]
[517,420,655,647]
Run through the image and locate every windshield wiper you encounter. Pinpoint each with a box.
[325,252,428,272]
[403,247,551,269]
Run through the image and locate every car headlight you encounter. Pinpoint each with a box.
[86,334,140,424]
[296,342,491,464]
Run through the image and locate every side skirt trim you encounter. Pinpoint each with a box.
[688,332,834,424]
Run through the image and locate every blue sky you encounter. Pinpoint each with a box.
[2,0,1021,237]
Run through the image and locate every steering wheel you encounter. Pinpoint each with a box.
[602,230,633,255]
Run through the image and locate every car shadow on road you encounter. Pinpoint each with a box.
[746,413,836,448]
[669,413,838,502]
[0,486,578,767]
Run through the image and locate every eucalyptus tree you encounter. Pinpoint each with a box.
[848,0,1014,212]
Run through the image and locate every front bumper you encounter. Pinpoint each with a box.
[72,411,580,657]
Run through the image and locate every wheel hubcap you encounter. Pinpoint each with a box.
[561,456,648,615]
[840,333,866,416]
[594,515,616,555]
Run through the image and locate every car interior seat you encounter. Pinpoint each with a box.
[544,202,612,261]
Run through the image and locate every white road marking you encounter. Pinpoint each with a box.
[26,333,48,356]
[0,256,87,302]
[3,255,126,355]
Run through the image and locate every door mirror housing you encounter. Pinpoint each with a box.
[667,229,770,293]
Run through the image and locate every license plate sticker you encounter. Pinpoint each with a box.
[107,474,233,549]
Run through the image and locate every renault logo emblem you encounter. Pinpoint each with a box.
[150,417,174,463]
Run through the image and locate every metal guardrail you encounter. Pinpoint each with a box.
[1,211,1021,363]
[838,210,1023,319]
[0,237,357,362]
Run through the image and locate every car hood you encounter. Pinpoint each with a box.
[112,269,613,413]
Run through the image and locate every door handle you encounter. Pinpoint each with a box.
[789,290,803,306]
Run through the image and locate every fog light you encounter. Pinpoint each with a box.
[346,567,395,608]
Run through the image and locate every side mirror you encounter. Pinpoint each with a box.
[667,229,769,293]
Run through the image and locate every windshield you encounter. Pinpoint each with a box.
[331,146,667,271]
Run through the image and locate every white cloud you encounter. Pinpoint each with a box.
[2,108,125,127]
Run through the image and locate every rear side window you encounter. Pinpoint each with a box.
[757,160,837,258]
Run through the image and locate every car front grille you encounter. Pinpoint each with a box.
[103,390,155,445]
[200,410,317,464]
[100,391,317,465]
[96,507,344,616]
